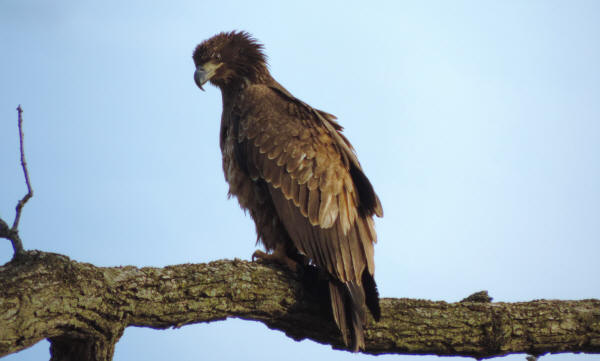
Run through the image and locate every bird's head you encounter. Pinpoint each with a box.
[193,31,268,91]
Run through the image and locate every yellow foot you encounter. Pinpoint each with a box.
[252,249,299,273]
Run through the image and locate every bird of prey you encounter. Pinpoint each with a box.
[192,31,383,351]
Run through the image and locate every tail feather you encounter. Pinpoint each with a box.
[362,270,381,321]
[329,278,378,352]
[328,282,350,346]
[346,281,367,351]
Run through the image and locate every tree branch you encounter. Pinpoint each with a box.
[0,105,33,259]
[1,251,599,360]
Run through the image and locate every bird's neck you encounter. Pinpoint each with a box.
[219,71,275,97]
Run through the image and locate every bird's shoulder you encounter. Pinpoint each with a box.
[236,83,339,157]
[238,83,320,123]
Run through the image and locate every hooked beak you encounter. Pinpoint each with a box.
[194,66,208,91]
[194,62,223,91]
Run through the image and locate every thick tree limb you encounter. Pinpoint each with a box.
[1,251,599,360]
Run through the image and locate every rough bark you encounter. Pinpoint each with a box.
[1,251,599,360]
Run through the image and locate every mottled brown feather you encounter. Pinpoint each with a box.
[298,184,309,217]
[307,187,320,225]
[296,162,313,185]
[267,143,283,160]
[329,282,349,346]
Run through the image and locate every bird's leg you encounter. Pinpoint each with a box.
[252,243,299,273]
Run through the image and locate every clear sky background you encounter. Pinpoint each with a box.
[1,1,599,360]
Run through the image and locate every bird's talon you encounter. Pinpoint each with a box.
[252,250,268,262]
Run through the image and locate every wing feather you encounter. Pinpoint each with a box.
[276,150,291,167]
[307,176,319,191]
[319,220,339,276]
[336,218,355,281]
[296,161,313,184]
[330,220,347,279]
[254,132,271,148]
[289,177,300,207]
[356,218,375,274]
[286,152,305,173]
[298,183,309,217]
[245,122,261,140]
[338,190,351,234]
[318,192,338,228]
[349,223,364,281]
[267,144,284,160]
[270,159,284,187]
[236,84,381,285]
[262,157,277,183]
[307,187,320,225]
[281,171,293,200]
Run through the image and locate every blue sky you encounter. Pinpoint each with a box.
[1,1,599,360]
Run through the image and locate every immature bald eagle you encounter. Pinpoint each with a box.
[193,31,383,351]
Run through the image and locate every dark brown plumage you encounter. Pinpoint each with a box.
[193,31,383,351]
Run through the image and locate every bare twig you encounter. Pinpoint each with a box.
[12,105,34,231]
[0,105,33,258]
